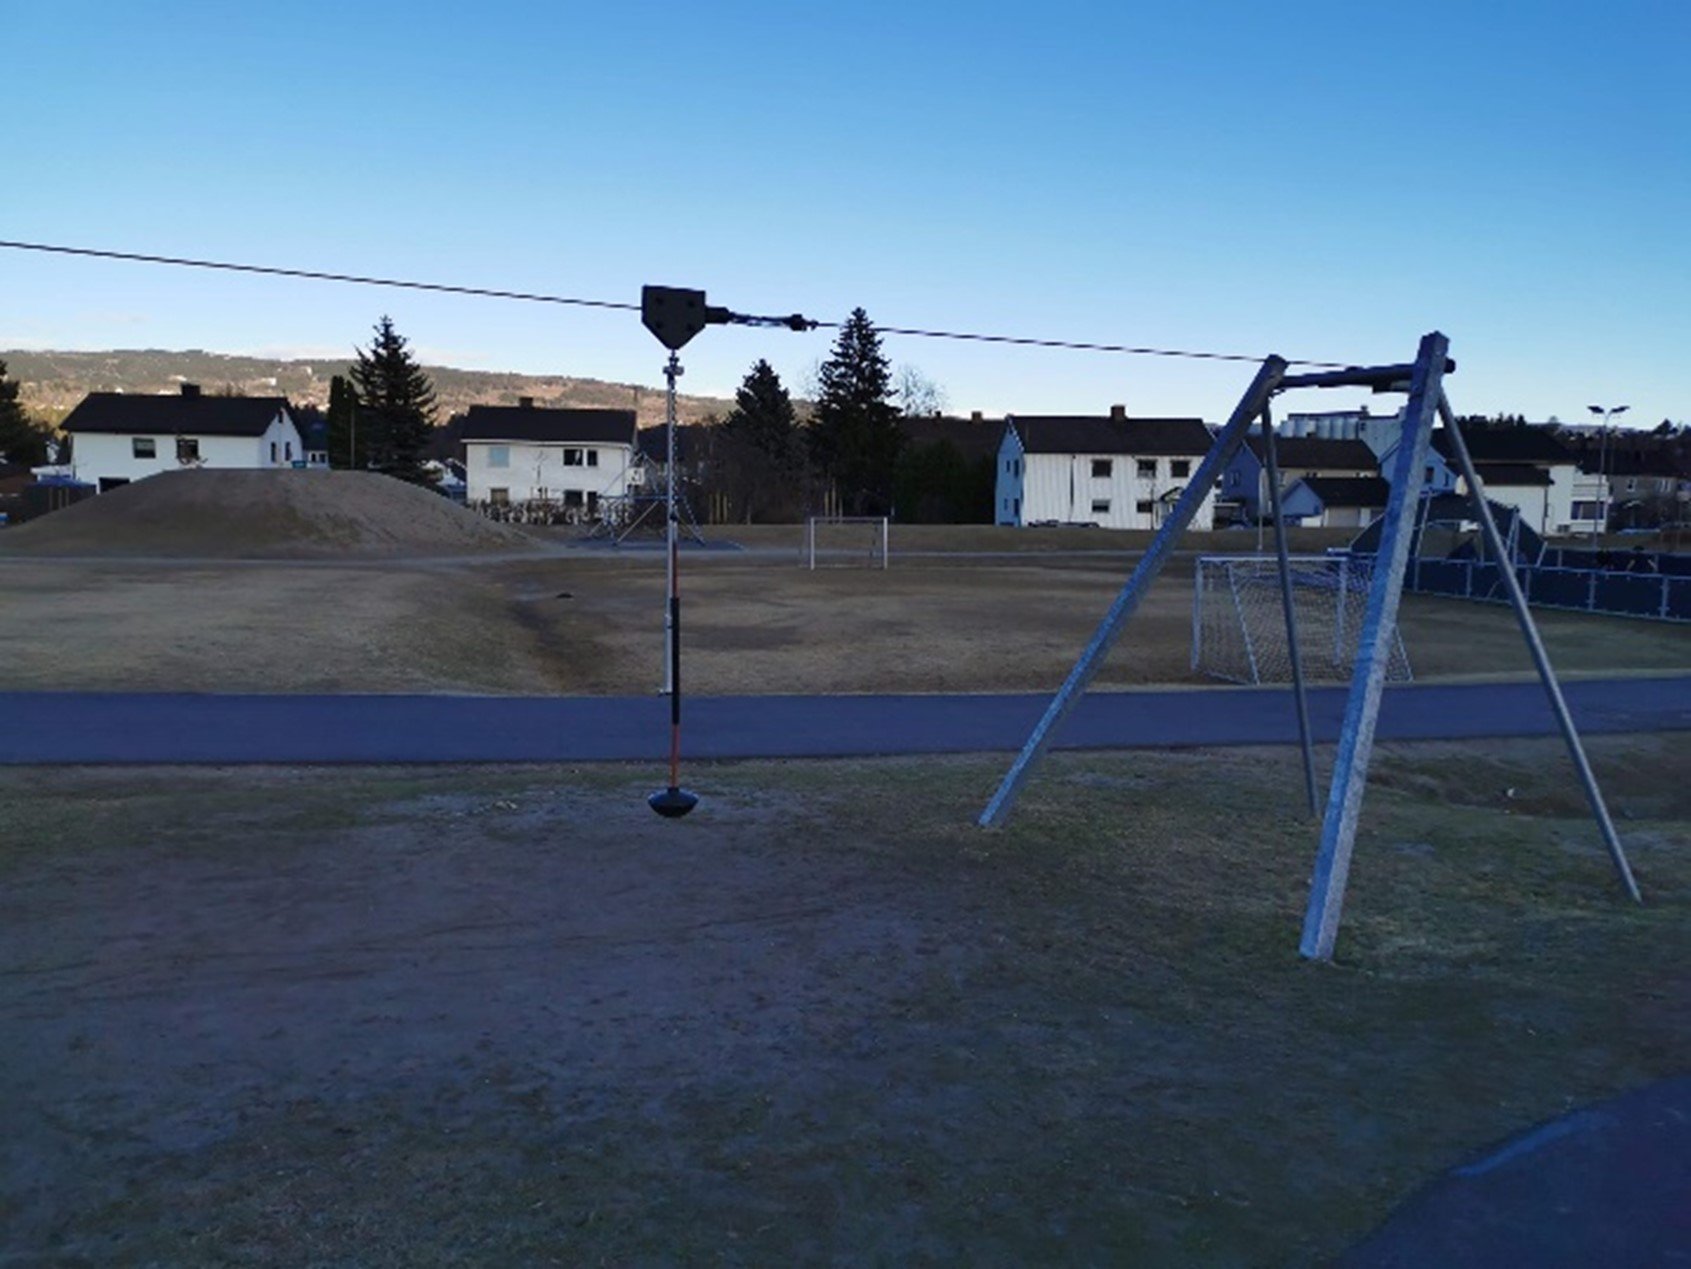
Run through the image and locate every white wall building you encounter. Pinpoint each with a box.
[460,401,639,518]
[996,412,1217,530]
[61,384,302,492]
[1430,427,1582,537]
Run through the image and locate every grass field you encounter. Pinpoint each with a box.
[0,527,1687,695]
[2,736,1685,1264]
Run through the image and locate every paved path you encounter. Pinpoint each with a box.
[2,676,1688,765]
[1341,1076,1691,1267]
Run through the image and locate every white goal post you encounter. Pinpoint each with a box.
[1193,553,1412,686]
[805,516,890,570]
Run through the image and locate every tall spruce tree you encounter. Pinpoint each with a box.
[0,360,49,466]
[808,308,902,514]
[722,359,800,466]
[324,374,365,469]
[350,316,437,483]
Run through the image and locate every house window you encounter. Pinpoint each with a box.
[285,442,293,462]
[1091,459,1113,479]
[564,448,584,466]
[587,491,599,514]
[1091,498,1111,514]
[489,488,510,505]
[587,450,599,467]
[1013,497,1020,518]
[132,437,156,459]
[1137,459,1156,478]
[176,437,200,462]
[488,446,510,468]
[1136,500,1154,514]
[564,490,584,508]
[1170,460,1190,478]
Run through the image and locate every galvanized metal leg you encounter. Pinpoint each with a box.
[1260,402,1320,817]
[1437,393,1642,903]
[979,356,1288,828]
[1299,333,1447,961]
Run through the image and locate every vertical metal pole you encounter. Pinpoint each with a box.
[980,356,1287,828]
[663,353,680,728]
[1437,394,1642,902]
[1336,556,1348,663]
[1261,403,1320,816]
[1300,334,1446,961]
[1191,564,1204,673]
[882,516,890,570]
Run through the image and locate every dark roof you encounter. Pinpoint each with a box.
[1011,415,1212,456]
[62,391,291,438]
[1431,426,1572,465]
[898,415,1004,463]
[637,423,712,464]
[1601,450,1683,479]
[460,405,635,446]
[1471,462,1552,488]
[1299,476,1391,508]
[1245,435,1378,472]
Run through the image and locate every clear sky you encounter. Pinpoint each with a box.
[3,0,1686,428]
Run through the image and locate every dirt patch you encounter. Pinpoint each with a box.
[0,737,1685,1263]
[0,541,1686,695]
[0,469,538,559]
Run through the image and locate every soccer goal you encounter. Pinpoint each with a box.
[1192,553,1411,685]
[805,516,890,570]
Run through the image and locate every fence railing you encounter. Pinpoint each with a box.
[1404,555,1691,622]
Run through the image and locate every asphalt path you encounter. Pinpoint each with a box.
[2,676,1688,765]
[1341,1076,1691,1267]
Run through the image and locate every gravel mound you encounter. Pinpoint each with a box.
[0,470,540,558]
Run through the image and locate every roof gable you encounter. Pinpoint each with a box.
[460,406,636,446]
[1012,415,1212,456]
[1245,435,1378,471]
[62,392,290,438]
[1297,475,1391,508]
[1432,426,1573,465]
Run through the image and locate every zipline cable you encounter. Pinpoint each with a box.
[0,238,1349,369]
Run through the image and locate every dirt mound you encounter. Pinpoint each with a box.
[0,470,540,558]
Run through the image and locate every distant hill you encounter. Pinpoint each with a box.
[2,348,734,431]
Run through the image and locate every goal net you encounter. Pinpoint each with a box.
[805,516,890,570]
[1193,554,1412,685]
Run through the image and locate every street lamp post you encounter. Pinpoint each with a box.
[1586,404,1629,543]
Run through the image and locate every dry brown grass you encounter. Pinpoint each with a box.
[1,735,1684,1264]
[0,538,1687,695]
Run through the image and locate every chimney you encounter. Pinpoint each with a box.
[518,395,535,409]
[180,383,201,398]
[1109,404,1126,420]
[970,411,983,423]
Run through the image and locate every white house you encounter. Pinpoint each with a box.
[460,400,639,518]
[996,410,1217,530]
[1278,475,1392,528]
[1219,434,1382,522]
[60,384,303,492]
[1430,426,1582,537]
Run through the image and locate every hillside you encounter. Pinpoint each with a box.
[3,348,734,431]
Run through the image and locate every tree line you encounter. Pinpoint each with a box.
[699,307,992,524]
[1,309,999,522]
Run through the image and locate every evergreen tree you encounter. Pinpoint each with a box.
[722,359,800,466]
[325,373,369,470]
[0,360,49,466]
[807,308,902,514]
[350,316,437,483]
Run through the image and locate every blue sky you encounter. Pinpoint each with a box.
[3,0,1686,427]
